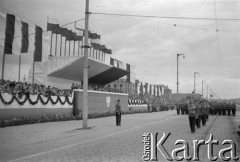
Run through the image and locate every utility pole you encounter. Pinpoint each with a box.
[177,54,185,109]
[83,0,90,129]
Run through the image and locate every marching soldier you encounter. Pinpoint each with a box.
[184,102,189,114]
[176,104,180,115]
[227,102,231,116]
[180,103,185,115]
[196,100,202,129]
[206,101,209,121]
[209,102,213,115]
[115,99,121,126]
[222,102,226,116]
[218,102,223,115]
[188,99,197,133]
[232,102,236,116]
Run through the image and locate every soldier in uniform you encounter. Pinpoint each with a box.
[188,99,197,133]
[115,99,121,126]
[180,102,185,115]
[196,100,202,129]
[206,101,210,121]
[227,102,231,116]
[232,102,236,116]
[184,102,189,114]
[218,102,223,115]
[222,102,226,116]
[176,103,180,115]
[201,100,208,126]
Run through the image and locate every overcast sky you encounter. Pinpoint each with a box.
[0,0,239,99]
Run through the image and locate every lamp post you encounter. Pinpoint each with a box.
[193,72,199,99]
[202,81,206,98]
[177,53,185,110]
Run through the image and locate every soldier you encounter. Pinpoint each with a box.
[184,102,189,114]
[176,103,180,115]
[227,102,231,116]
[222,102,226,116]
[232,102,236,116]
[206,101,210,121]
[180,103,185,115]
[218,102,223,115]
[188,99,197,133]
[196,100,202,129]
[115,99,121,126]
[215,102,219,115]
[201,100,208,126]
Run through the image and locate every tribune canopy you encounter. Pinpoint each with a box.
[48,57,129,85]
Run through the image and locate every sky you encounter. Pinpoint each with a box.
[0,0,239,99]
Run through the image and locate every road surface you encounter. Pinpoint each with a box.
[0,108,240,162]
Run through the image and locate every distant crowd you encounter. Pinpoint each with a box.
[0,79,72,98]
[71,83,123,93]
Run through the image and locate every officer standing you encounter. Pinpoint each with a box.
[188,99,197,133]
[115,99,121,126]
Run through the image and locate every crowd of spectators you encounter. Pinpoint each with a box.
[71,83,123,93]
[0,79,72,98]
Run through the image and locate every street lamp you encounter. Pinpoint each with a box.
[202,81,206,98]
[193,72,200,99]
[177,53,185,109]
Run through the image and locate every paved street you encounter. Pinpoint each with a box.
[0,108,240,162]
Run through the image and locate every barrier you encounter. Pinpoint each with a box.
[0,90,147,121]
[0,93,73,120]
[74,89,128,113]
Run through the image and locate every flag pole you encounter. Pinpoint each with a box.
[1,52,6,80]
[32,57,35,84]
[55,34,57,56]
[60,36,62,56]
[82,0,90,129]
[18,55,21,82]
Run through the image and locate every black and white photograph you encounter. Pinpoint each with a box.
[0,0,239,161]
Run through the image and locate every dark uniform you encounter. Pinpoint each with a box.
[115,99,121,126]
[176,104,180,115]
[180,103,185,115]
[201,101,207,126]
[222,102,226,116]
[206,102,209,121]
[188,101,197,133]
[218,102,223,115]
[232,102,236,116]
[227,102,231,116]
[209,102,213,116]
[196,102,202,129]
[184,103,189,114]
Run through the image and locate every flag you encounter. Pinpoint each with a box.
[149,84,152,95]
[110,57,114,65]
[1,12,44,56]
[34,26,42,62]
[47,23,60,34]
[4,13,15,54]
[135,80,139,95]
[140,82,143,94]
[145,83,148,94]
[21,21,28,53]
